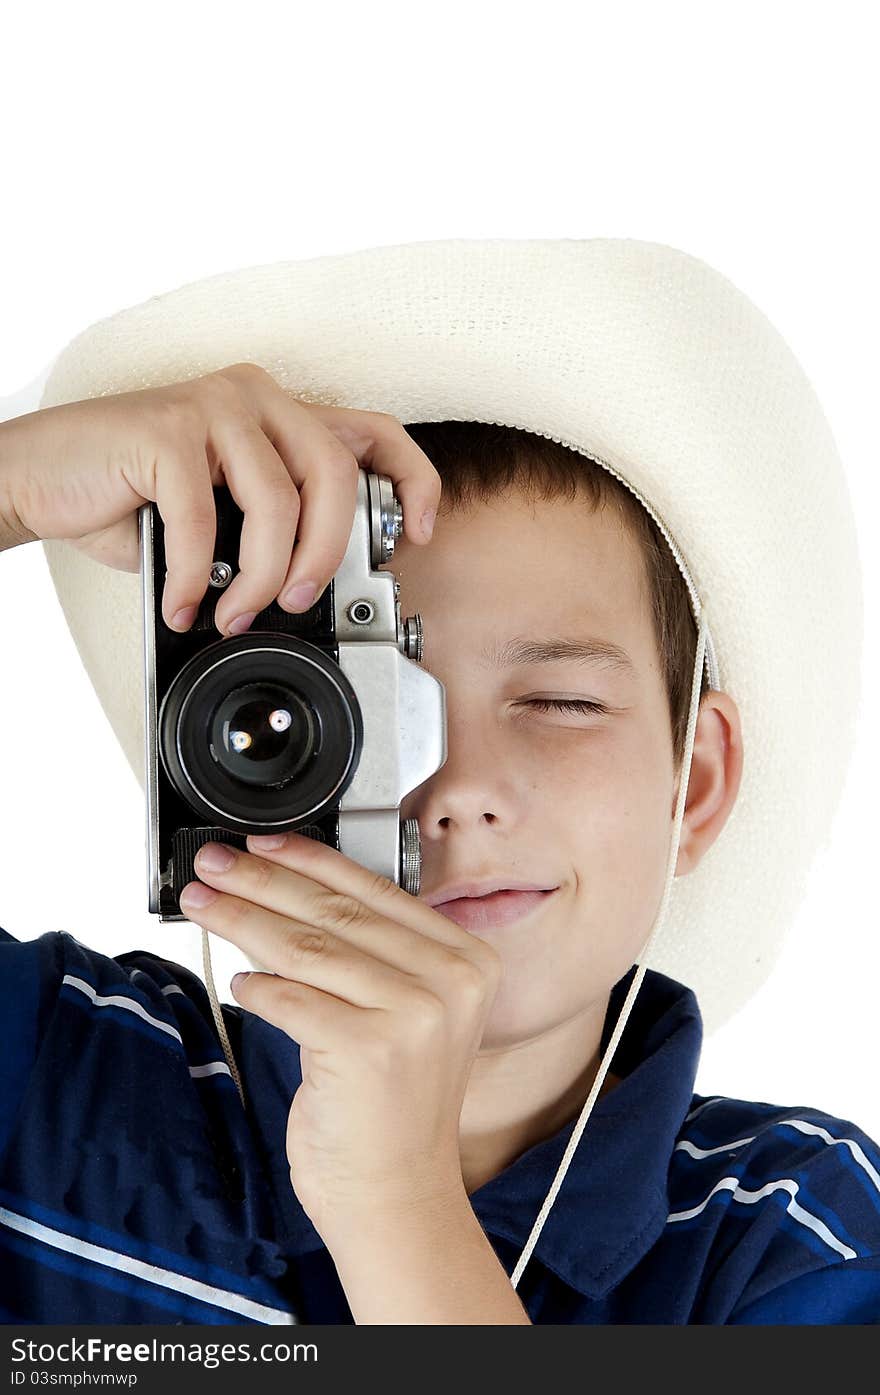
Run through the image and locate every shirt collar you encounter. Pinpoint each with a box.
[238,963,703,1300]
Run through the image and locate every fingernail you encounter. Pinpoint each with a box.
[171,605,198,630]
[180,881,218,908]
[420,509,436,540]
[196,842,235,872]
[281,581,317,612]
[249,833,288,850]
[226,611,257,636]
[231,972,250,993]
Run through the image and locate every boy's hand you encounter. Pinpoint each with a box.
[0,362,440,634]
[178,832,503,1248]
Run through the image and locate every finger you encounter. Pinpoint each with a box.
[226,362,442,548]
[206,411,303,635]
[216,369,442,604]
[155,451,217,632]
[273,451,360,615]
[305,405,442,547]
[189,838,463,976]
[230,970,369,1054]
[245,831,478,954]
[212,391,364,622]
[178,883,416,1011]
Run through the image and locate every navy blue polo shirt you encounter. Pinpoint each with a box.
[1,923,879,1324]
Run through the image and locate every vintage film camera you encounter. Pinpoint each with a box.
[139,470,447,921]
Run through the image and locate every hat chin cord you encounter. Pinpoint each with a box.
[195,603,711,1297]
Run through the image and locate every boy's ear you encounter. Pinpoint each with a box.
[673,691,744,878]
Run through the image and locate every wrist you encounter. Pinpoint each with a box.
[322,1186,531,1325]
[316,1174,470,1254]
[0,417,38,552]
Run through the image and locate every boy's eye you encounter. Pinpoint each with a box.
[521,698,608,716]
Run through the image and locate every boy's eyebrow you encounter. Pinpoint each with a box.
[480,635,637,674]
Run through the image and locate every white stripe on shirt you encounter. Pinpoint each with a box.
[0,1204,297,1325]
[675,1135,757,1159]
[683,1097,723,1124]
[780,1118,880,1199]
[189,1061,233,1079]
[666,1176,857,1260]
[62,975,183,1044]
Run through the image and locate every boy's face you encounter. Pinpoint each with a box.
[384,485,684,1051]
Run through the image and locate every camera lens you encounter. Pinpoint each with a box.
[158,635,363,828]
[211,681,319,788]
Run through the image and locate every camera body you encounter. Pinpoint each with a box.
[139,470,447,921]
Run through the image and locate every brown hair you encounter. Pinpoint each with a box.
[403,420,709,774]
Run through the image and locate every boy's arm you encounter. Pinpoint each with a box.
[328,1189,532,1324]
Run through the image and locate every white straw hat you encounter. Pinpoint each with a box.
[37,236,862,1036]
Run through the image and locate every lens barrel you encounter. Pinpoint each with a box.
[158,632,364,829]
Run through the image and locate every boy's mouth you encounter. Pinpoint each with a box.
[431,888,558,931]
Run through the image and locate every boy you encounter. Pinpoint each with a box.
[1,238,878,1324]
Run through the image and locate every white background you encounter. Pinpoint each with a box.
[0,2,877,1140]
